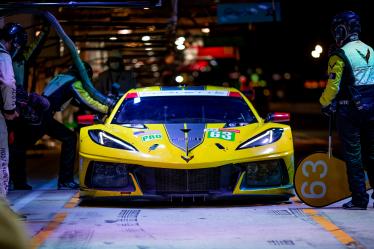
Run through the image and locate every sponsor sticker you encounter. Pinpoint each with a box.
[133,130,161,136]
[207,131,235,141]
[133,131,145,136]
[141,133,162,142]
[205,128,240,133]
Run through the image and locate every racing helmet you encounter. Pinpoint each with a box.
[69,61,93,79]
[1,22,28,48]
[331,11,361,47]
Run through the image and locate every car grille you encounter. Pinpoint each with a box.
[155,168,220,192]
[134,165,240,194]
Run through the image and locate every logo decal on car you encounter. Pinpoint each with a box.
[141,133,162,142]
[207,131,235,141]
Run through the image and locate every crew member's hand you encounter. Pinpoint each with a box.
[321,105,334,117]
[4,111,19,120]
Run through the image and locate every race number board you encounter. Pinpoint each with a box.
[295,152,370,207]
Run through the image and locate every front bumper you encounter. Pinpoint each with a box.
[79,157,294,200]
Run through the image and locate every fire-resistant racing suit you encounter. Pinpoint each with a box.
[36,72,108,188]
[320,40,374,206]
[0,43,16,197]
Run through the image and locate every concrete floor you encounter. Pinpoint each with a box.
[8,188,374,249]
[6,112,374,249]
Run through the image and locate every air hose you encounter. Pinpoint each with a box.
[41,11,115,107]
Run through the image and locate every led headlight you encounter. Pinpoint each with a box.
[236,128,283,150]
[88,130,138,151]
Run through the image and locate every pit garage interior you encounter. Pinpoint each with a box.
[1,1,374,249]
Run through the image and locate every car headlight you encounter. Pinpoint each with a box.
[236,128,283,150]
[88,130,138,151]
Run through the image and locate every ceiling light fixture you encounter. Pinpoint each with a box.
[177,44,185,50]
[118,29,132,35]
[142,36,151,41]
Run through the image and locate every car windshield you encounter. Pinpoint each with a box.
[112,95,257,124]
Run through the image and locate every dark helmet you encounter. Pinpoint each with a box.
[69,61,93,79]
[331,11,361,46]
[1,22,28,48]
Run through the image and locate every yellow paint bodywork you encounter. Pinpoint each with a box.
[79,86,294,199]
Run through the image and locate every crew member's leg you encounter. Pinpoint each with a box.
[0,113,9,198]
[45,118,78,189]
[336,106,369,208]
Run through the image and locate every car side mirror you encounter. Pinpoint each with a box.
[77,114,104,125]
[265,112,290,123]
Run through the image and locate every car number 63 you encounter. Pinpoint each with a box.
[300,160,328,199]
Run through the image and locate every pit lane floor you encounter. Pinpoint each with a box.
[7,114,374,249]
[8,187,374,249]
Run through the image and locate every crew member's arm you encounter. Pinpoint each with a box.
[319,55,345,107]
[0,54,17,118]
[71,81,109,114]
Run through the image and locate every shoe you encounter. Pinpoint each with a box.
[342,200,367,210]
[58,181,79,190]
[13,183,32,190]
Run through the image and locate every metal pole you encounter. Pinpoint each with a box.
[328,114,333,158]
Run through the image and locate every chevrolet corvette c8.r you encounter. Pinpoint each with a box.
[78,86,294,200]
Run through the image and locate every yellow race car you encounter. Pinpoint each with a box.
[79,86,294,201]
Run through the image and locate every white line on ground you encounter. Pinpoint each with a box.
[12,180,56,211]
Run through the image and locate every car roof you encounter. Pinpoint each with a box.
[127,85,240,93]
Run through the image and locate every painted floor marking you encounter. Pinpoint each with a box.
[30,212,67,249]
[64,192,80,208]
[303,209,363,248]
[12,180,56,211]
[30,189,79,248]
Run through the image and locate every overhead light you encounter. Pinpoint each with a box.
[109,36,118,41]
[175,75,184,83]
[145,48,152,51]
[147,25,156,31]
[151,64,158,72]
[201,28,210,33]
[177,44,185,50]
[144,7,150,10]
[311,50,320,58]
[118,29,132,35]
[315,44,323,53]
[175,36,185,46]
[142,36,151,41]
[153,72,160,77]
[144,43,152,46]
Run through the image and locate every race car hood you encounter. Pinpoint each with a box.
[80,122,293,168]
